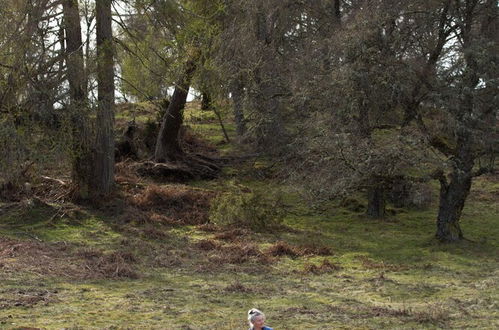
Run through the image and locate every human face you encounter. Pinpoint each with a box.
[252,315,265,329]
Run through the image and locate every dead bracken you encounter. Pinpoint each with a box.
[130,184,214,225]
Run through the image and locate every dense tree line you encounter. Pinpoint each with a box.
[0,0,496,242]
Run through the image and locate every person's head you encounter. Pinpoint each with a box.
[248,308,266,328]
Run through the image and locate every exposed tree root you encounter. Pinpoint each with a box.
[133,154,221,182]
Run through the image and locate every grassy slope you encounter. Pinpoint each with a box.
[0,104,498,329]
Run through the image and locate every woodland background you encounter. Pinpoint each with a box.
[0,0,497,328]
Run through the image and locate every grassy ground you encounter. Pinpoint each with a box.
[0,103,498,329]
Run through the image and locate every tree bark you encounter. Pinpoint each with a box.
[201,91,211,110]
[435,0,497,241]
[154,60,196,162]
[93,0,115,196]
[435,152,473,241]
[332,0,341,25]
[251,3,286,151]
[366,185,386,219]
[0,0,49,113]
[230,78,246,137]
[63,0,93,200]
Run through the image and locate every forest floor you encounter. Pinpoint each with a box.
[0,102,498,329]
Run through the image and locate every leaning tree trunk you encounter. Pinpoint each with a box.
[63,0,93,200]
[154,61,196,162]
[93,0,115,196]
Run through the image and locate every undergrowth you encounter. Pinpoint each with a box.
[209,185,286,230]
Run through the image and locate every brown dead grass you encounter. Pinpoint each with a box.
[223,281,253,293]
[364,304,450,325]
[130,184,214,225]
[119,206,150,224]
[75,248,138,279]
[298,244,333,256]
[355,255,408,271]
[115,160,143,188]
[208,242,271,265]
[195,239,221,251]
[0,288,59,309]
[213,228,249,242]
[196,223,220,232]
[265,241,300,257]
[264,241,333,258]
[34,176,71,203]
[140,225,170,240]
[303,259,341,274]
[0,237,138,280]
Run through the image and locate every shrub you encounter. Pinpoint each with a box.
[209,187,286,231]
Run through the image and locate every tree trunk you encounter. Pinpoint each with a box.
[251,4,286,151]
[0,0,49,114]
[154,61,196,162]
[434,0,496,241]
[63,0,93,200]
[230,78,246,137]
[366,185,385,218]
[201,91,211,110]
[332,0,341,25]
[435,130,474,242]
[93,0,115,196]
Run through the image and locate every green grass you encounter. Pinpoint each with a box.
[0,102,498,329]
